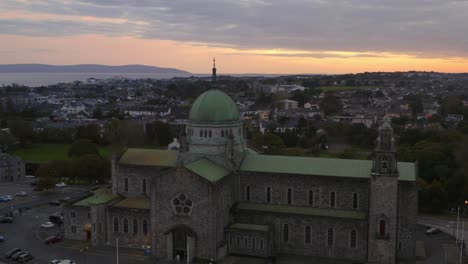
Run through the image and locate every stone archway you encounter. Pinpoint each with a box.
[165,225,197,263]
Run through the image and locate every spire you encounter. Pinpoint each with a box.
[211,57,217,87]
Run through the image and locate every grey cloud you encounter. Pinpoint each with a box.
[1,0,467,58]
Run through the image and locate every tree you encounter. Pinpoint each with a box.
[147,121,172,146]
[76,124,101,144]
[439,96,464,116]
[251,133,285,155]
[74,154,111,184]
[0,130,16,152]
[36,163,58,191]
[8,120,35,147]
[68,139,100,158]
[320,93,343,116]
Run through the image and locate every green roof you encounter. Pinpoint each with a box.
[236,202,367,220]
[114,197,150,210]
[74,187,118,206]
[228,223,270,232]
[185,158,229,182]
[240,154,416,181]
[119,148,177,167]
[189,89,240,123]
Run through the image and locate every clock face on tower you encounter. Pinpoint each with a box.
[171,193,193,216]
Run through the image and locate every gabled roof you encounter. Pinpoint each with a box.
[184,158,229,182]
[74,187,119,206]
[119,148,177,167]
[113,197,150,210]
[240,154,416,181]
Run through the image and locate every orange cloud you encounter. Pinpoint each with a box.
[0,34,467,74]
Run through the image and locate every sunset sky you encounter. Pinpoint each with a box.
[1,0,468,74]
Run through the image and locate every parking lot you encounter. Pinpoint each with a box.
[0,182,153,264]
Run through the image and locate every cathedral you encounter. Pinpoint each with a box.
[64,62,418,264]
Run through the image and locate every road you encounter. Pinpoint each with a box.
[419,215,468,241]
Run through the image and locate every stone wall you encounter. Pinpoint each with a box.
[214,173,236,259]
[106,207,151,248]
[227,229,271,258]
[239,172,370,211]
[63,205,91,241]
[116,165,167,197]
[151,166,218,260]
[0,154,25,182]
[234,211,367,262]
[397,181,418,261]
[367,175,399,264]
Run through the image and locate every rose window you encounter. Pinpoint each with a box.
[172,193,193,215]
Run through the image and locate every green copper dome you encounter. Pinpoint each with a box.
[189,89,240,123]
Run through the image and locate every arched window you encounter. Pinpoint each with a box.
[221,130,224,137]
[260,239,264,249]
[305,226,311,244]
[266,187,272,203]
[327,228,334,247]
[244,237,248,248]
[124,178,128,192]
[308,190,314,206]
[287,188,292,205]
[352,193,358,209]
[237,236,240,248]
[330,191,336,208]
[245,185,251,201]
[142,179,147,195]
[379,220,386,236]
[283,224,289,242]
[113,217,119,232]
[350,230,357,248]
[209,130,212,137]
[200,130,203,137]
[133,219,138,234]
[143,220,148,235]
[123,218,129,233]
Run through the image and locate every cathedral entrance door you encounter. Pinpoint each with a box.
[173,229,187,261]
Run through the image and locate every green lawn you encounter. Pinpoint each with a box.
[319,86,379,92]
[10,143,110,163]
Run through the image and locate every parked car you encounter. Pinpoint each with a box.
[425,227,441,235]
[5,248,21,258]
[55,182,67,188]
[50,260,62,264]
[0,235,4,242]
[45,236,63,244]
[0,197,8,202]
[49,200,61,206]
[49,215,63,225]
[12,251,28,261]
[58,197,71,202]
[17,253,33,263]
[57,260,76,264]
[41,222,55,229]
[0,217,13,223]
[16,191,28,197]
[0,195,13,202]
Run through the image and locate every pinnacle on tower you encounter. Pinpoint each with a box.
[212,57,217,87]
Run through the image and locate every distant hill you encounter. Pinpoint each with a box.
[0,64,191,74]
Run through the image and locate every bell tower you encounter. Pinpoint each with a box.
[367,116,399,264]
